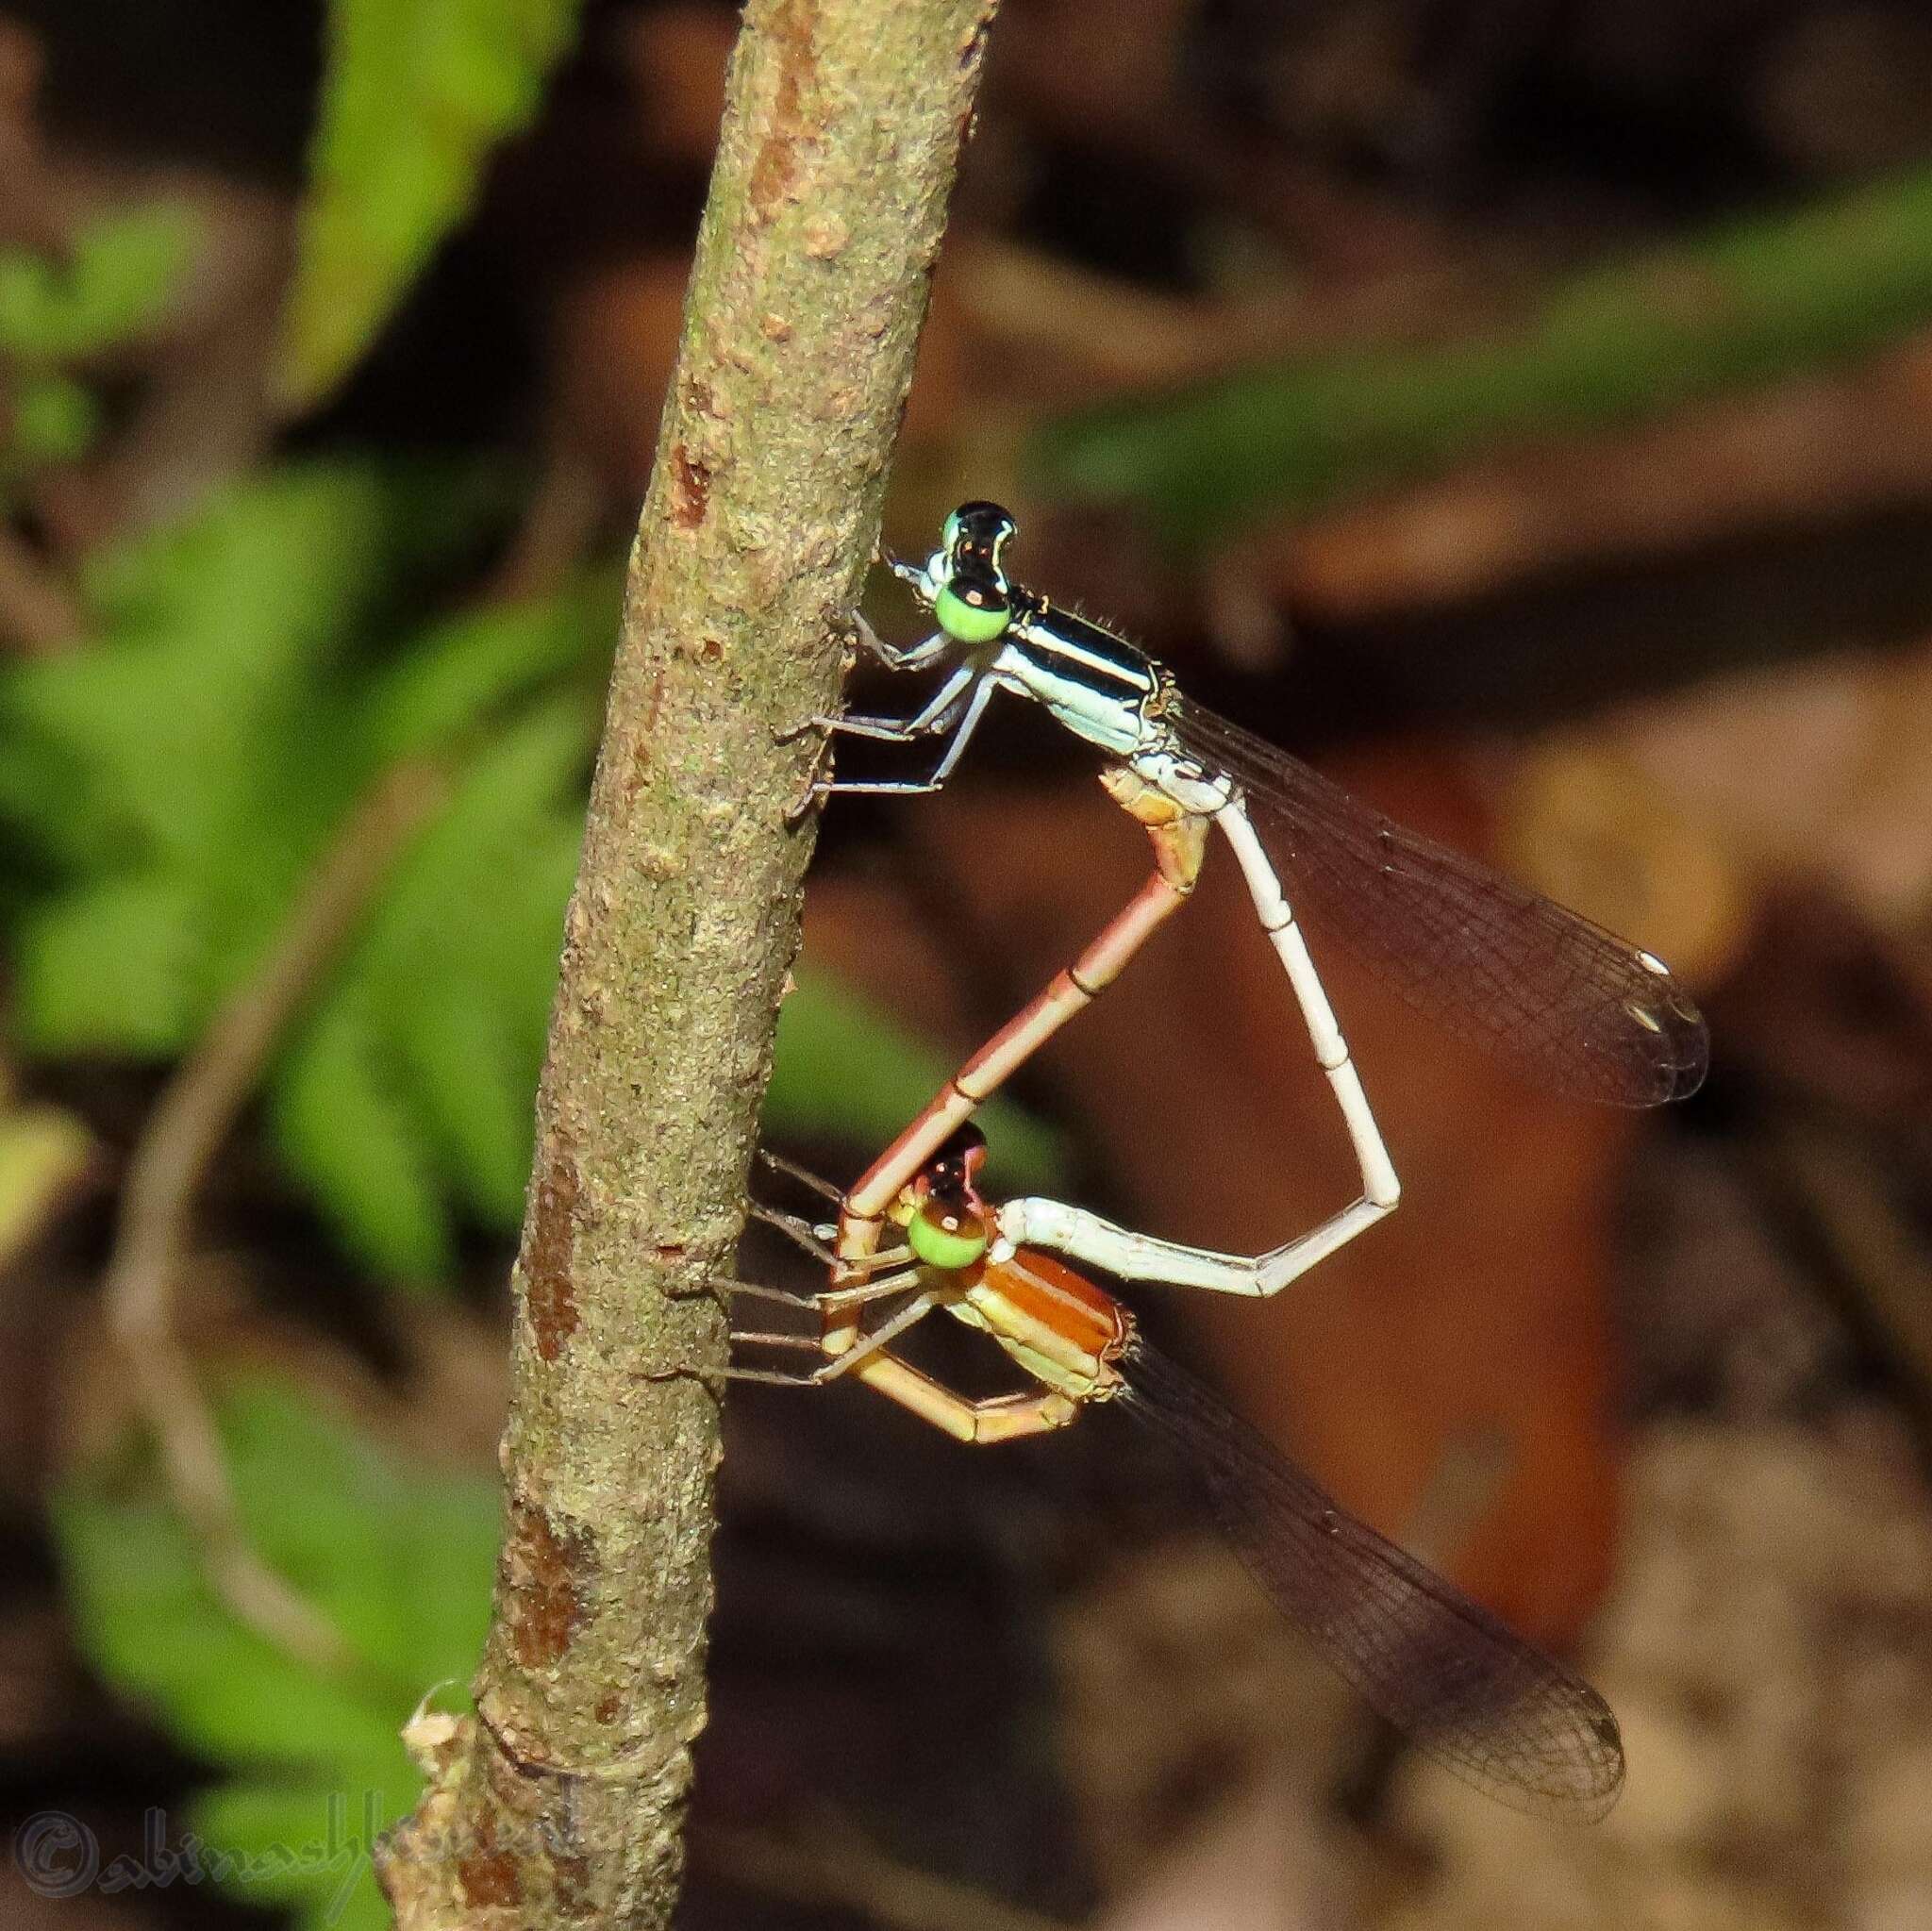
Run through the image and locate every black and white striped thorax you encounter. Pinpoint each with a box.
[996,592,1177,760]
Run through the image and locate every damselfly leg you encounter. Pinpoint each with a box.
[701,1156,1046,1435]
[715,1284,944,1390]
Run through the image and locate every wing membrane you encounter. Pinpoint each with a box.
[1118,1334,1624,1821]
[1173,700,1707,1107]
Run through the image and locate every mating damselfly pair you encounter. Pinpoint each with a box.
[716,503,1706,1822]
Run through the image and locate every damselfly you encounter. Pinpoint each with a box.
[813,503,1708,1291]
[721,1129,1625,1823]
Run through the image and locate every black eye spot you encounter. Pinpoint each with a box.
[949,562,1009,613]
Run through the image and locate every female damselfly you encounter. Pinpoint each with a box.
[712,1129,1625,1823]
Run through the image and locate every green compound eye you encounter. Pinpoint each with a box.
[934,582,1010,645]
[908,1203,990,1272]
[941,508,962,550]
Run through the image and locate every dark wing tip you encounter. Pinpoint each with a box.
[1118,1339,1632,1825]
[1171,699,1711,1110]
[1575,1703,1629,1822]
[1440,1678,1624,1823]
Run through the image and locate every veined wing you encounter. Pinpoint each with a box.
[1172,699,1707,1107]
[1117,1334,1624,1822]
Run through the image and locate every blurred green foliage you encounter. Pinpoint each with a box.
[0,207,192,362]
[0,463,1061,1278]
[56,1382,501,1931]
[1036,163,1932,545]
[0,205,193,497]
[0,461,595,1280]
[279,0,589,406]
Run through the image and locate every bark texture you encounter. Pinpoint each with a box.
[375,3,1000,1924]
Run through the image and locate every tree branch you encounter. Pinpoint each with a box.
[375,3,1001,1925]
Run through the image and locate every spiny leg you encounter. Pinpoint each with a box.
[783,623,974,817]
[706,1325,1087,1445]
[756,1147,845,1204]
[707,1269,1087,1444]
[746,1196,914,1279]
[746,1202,845,1270]
[743,1154,917,1362]
[875,545,928,594]
[795,657,974,750]
[726,1273,919,1315]
[852,610,950,673]
[712,1288,942,1389]
[847,1352,1084,1444]
[807,676,999,802]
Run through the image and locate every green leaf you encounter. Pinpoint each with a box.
[275,696,591,1274]
[375,707,587,1223]
[0,462,493,1058]
[0,205,193,362]
[766,966,1067,1194]
[275,990,458,1282]
[61,1493,395,1773]
[14,874,204,1054]
[55,1381,500,1931]
[280,0,590,407]
[8,465,440,874]
[3,373,96,472]
[367,565,618,761]
[0,460,610,1282]
[191,1777,401,1931]
[0,1098,92,1272]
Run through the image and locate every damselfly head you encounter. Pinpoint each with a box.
[905,1129,994,1270]
[940,501,1018,580]
[920,1124,989,1203]
[924,503,1019,646]
[907,1192,991,1273]
[933,570,1011,646]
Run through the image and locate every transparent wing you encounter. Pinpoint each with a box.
[1172,699,1707,1107]
[1117,1334,1624,1822]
